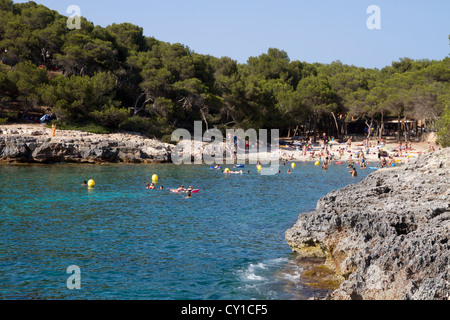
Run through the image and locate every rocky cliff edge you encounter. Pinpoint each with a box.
[286,148,450,300]
[0,125,174,163]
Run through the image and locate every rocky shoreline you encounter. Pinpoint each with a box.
[286,148,450,300]
[1,123,438,165]
[0,125,174,164]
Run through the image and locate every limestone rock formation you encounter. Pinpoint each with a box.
[0,126,174,164]
[286,148,450,300]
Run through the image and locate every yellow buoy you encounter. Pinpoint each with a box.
[88,179,95,188]
[257,165,262,171]
[291,163,296,169]
[315,161,320,166]
[152,174,159,181]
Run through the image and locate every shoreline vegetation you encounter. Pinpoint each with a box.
[1,1,449,151]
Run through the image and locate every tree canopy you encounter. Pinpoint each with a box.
[0,1,449,146]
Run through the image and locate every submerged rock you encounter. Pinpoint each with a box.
[286,148,450,300]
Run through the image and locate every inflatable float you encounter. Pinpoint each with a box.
[170,189,200,194]
[224,168,243,174]
[210,166,222,170]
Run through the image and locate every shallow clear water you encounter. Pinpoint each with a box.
[0,162,374,300]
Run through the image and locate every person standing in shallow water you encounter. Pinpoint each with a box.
[347,138,352,149]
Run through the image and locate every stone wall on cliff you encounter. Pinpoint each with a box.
[286,148,450,300]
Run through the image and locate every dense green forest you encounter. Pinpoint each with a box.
[0,0,449,146]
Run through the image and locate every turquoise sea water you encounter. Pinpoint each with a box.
[0,162,374,300]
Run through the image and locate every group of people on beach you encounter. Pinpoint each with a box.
[282,132,423,174]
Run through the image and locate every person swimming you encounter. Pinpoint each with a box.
[176,185,186,192]
[224,169,243,174]
[82,180,87,186]
[147,182,155,189]
[185,190,192,199]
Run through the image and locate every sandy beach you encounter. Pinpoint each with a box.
[277,134,440,166]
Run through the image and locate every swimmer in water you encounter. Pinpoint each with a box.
[82,180,87,186]
[186,190,192,199]
[176,185,186,192]
[360,159,367,169]
[225,169,243,174]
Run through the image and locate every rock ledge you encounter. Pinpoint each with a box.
[0,126,174,164]
[286,148,450,300]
